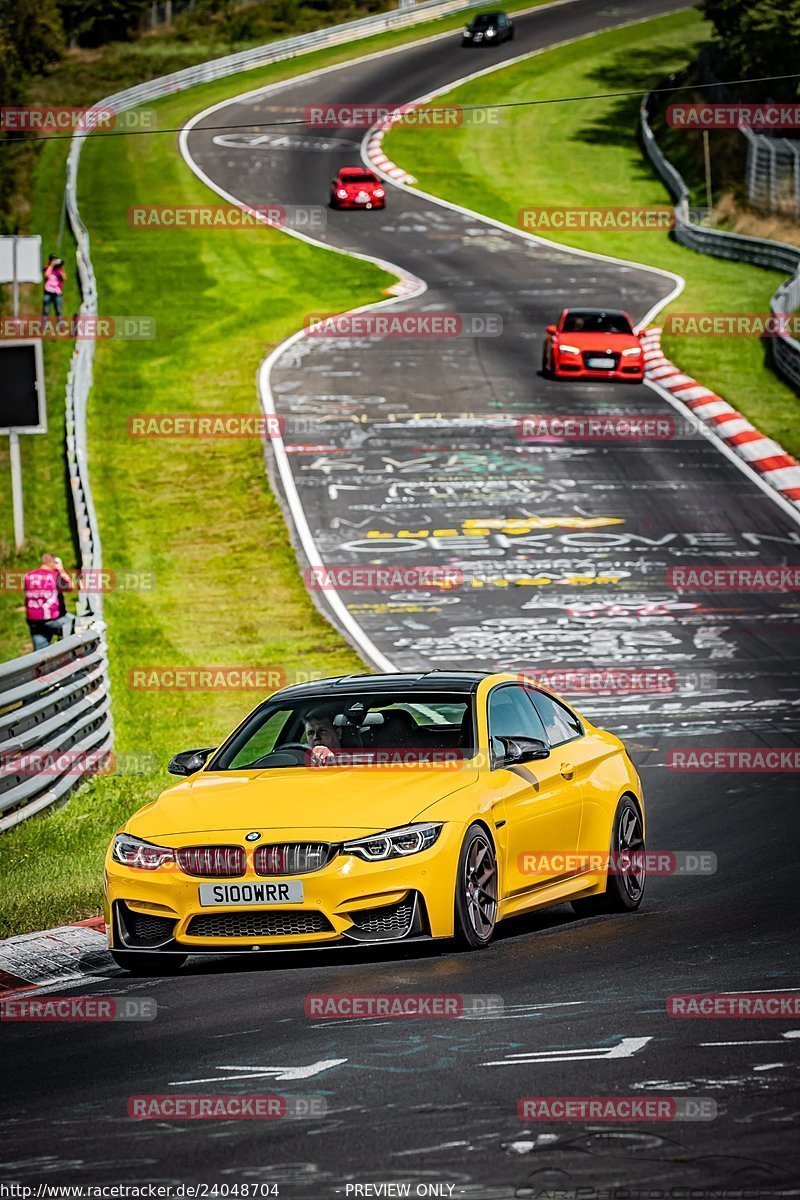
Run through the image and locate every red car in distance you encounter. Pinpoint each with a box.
[542,307,645,382]
[330,167,386,210]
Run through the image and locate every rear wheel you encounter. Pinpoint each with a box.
[110,950,187,975]
[454,824,498,949]
[571,795,645,916]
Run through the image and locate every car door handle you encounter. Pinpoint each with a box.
[560,762,575,779]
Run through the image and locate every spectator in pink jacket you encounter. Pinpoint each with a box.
[42,255,66,320]
[24,554,74,650]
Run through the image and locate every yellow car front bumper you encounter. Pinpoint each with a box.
[104,822,466,954]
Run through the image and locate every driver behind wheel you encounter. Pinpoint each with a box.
[303,707,342,766]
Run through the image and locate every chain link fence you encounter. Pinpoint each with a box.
[640,80,800,394]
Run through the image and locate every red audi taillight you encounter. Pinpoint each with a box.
[254,843,332,876]
[176,845,246,877]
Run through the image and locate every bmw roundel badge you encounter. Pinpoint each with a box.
[245,831,261,842]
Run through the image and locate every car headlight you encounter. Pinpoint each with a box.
[342,822,442,862]
[336,188,348,199]
[374,188,385,198]
[557,343,581,354]
[622,346,643,356]
[485,28,496,36]
[112,833,175,870]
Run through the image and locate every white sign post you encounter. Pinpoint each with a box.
[0,236,44,548]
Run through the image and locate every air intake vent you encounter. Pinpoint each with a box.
[187,910,333,938]
[176,846,246,877]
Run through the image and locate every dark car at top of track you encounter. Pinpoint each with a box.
[461,11,514,45]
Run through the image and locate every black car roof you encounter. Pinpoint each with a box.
[274,671,488,699]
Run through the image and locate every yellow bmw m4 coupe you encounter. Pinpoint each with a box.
[104,671,645,972]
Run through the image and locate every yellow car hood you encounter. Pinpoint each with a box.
[126,765,479,840]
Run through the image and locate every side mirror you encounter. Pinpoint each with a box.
[545,324,557,336]
[168,747,215,776]
[492,735,550,769]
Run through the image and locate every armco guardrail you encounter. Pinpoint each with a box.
[0,626,112,832]
[640,82,800,393]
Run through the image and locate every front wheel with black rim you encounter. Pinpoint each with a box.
[110,950,187,975]
[571,795,645,916]
[454,824,498,949]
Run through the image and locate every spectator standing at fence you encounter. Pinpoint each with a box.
[24,554,75,650]
[42,254,66,319]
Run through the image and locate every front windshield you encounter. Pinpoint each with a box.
[471,15,498,28]
[562,311,633,334]
[212,690,476,770]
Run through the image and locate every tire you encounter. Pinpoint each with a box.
[110,950,187,975]
[454,824,499,949]
[541,347,551,377]
[571,795,645,916]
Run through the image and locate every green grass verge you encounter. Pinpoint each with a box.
[384,8,800,458]
[2,7,577,937]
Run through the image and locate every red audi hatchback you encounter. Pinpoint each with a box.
[543,308,645,382]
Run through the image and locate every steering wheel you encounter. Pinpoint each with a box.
[245,742,311,768]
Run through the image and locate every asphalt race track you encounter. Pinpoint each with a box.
[5,0,800,1193]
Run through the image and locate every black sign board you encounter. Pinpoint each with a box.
[0,340,47,434]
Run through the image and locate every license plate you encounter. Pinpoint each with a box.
[356,191,369,203]
[199,881,304,907]
[587,356,616,369]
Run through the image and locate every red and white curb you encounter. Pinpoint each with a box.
[384,275,421,298]
[642,327,800,510]
[366,113,418,186]
[0,916,110,995]
[366,111,421,298]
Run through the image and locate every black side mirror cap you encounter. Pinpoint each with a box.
[168,747,215,776]
[493,736,550,769]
